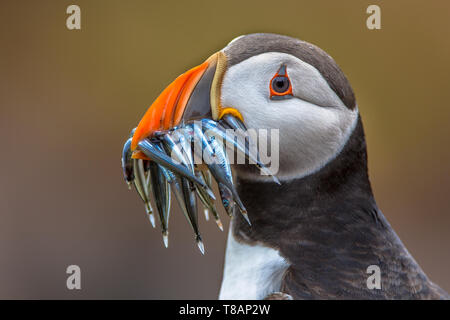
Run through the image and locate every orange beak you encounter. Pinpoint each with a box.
[131,52,228,153]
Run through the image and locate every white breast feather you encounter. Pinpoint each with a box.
[219,224,290,300]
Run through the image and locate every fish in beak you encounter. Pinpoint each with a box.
[121,51,277,252]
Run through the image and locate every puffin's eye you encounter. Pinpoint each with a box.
[270,64,293,100]
[272,77,290,93]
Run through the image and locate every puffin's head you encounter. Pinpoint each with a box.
[131,33,358,181]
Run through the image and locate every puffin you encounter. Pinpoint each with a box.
[126,33,449,300]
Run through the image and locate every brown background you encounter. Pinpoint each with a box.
[0,0,449,299]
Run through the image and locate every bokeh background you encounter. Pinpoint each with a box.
[0,0,449,299]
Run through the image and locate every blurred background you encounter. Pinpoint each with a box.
[0,0,449,299]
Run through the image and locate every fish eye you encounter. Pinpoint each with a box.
[270,64,293,100]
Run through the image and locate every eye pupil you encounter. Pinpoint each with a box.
[272,76,290,93]
[275,80,284,88]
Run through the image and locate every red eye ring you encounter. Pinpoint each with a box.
[270,64,293,100]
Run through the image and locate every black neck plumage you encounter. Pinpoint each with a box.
[232,116,445,299]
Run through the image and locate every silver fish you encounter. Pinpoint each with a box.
[132,158,155,228]
[195,169,223,231]
[138,139,203,184]
[218,184,234,217]
[160,134,206,253]
[149,162,171,247]
[160,132,193,171]
[143,159,151,176]
[121,138,134,189]
[139,139,215,199]
[169,128,216,203]
[201,119,280,184]
[203,168,213,189]
[221,113,247,131]
[170,129,195,171]
[182,177,205,254]
[190,123,251,225]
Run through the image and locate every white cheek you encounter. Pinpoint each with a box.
[221,52,358,181]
